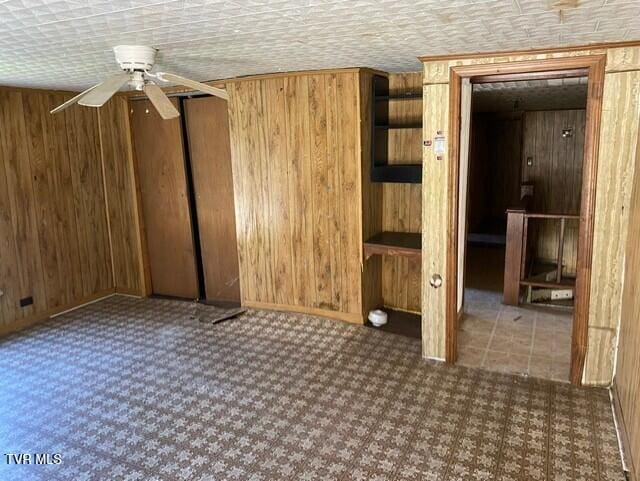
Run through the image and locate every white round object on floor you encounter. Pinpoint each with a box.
[368,309,388,327]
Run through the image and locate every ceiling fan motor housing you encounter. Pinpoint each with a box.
[113,45,157,72]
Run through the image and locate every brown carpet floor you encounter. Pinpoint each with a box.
[0,296,624,481]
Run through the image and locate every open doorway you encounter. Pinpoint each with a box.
[446,56,606,385]
[458,77,587,381]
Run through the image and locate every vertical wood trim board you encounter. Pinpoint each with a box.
[422,82,450,359]
[227,71,363,323]
[360,71,383,318]
[0,88,113,329]
[422,45,640,383]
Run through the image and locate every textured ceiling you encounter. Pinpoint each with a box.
[0,0,639,91]
[473,77,588,111]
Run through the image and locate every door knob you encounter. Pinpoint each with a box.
[429,274,442,288]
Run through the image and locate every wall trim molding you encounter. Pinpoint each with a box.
[611,383,637,480]
[242,300,363,325]
[418,40,640,63]
[0,289,116,338]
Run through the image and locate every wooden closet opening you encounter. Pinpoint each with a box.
[446,56,606,385]
[131,93,241,306]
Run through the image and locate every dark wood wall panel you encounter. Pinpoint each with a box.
[227,71,362,323]
[184,96,240,303]
[0,88,113,332]
[467,112,522,233]
[522,110,586,214]
[523,109,586,276]
[131,98,199,299]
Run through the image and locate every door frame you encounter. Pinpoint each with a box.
[446,55,606,385]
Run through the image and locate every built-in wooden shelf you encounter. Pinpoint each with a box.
[375,93,423,101]
[365,308,421,339]
[520,277,576,290]
[371,164,422,183]
[374,124,422,129]
[364,231,421,260]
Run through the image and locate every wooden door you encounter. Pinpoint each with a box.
[184,96,241,303]
[131,98,199,299]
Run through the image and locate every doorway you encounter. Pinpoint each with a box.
[131,94,241,305]
[446,56,606,385]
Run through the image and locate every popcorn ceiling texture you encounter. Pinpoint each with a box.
[0,0,638,91]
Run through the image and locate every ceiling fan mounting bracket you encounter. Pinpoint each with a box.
[113,45,157,72]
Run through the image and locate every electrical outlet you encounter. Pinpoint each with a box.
[19,296,33,307]
[551,289,573,300]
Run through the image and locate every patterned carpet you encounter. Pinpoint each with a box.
[0,295,624,481]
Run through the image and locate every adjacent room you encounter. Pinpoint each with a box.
[457,77,588,381]
[1,1,640,480]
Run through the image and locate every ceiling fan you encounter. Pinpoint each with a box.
[50,45,228,119]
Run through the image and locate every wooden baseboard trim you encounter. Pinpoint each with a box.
[0,289,116,338]
[242,300,363,325]
[115,287,145,297]
[611,383,637,480]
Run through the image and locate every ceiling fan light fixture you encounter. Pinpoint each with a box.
[113,45,157,72]
[50,45,228,117]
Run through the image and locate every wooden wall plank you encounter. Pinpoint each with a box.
[65,104,112,296]
[422,82,450,359]
[584,69,640,383]
[227,71,362,322]
[264,77,294,306]
[1,87,113,330]
[0,90,46,321]
[98,96,148,295]
[615,122,640,481]
[284,75,316,308]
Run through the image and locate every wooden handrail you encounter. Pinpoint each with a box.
[503,210,578,305]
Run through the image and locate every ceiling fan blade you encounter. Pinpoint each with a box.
[144,83,180,120]
[50,83,103,114]
[157,72,228,100]
[78,73,131,107]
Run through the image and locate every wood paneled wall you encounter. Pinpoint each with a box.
[614,125,640,481]
[98,96,149,296]
[422,45,640,383]
[0,88,113,332]
[226,70,363,323]
[522,110,586,214]
[521,110,585,278]
[467,112,522,233]
[381,73,422,314]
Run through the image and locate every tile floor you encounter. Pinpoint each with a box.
[0,295,623,481]
[458,288,573,381]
